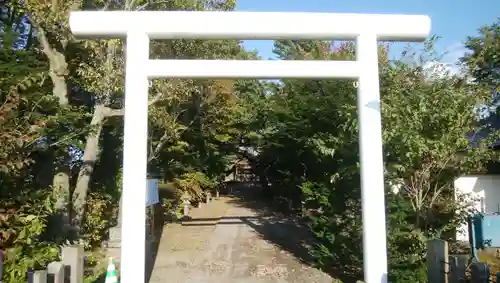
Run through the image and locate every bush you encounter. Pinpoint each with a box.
[173,172,217,203]
[81,192,116,250]
[0,190,60,283]
[247,39,493,282]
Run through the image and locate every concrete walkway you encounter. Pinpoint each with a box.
[147,194,333,283]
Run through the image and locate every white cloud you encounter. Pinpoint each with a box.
[443,42,469,62]
[423,61,460,79]
[423,42,470,80]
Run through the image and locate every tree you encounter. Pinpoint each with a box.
[382,51,495,232]
[245,39,496,282]
[0,14,82,282]
[14,0,244,233]
[3,4,498,282]
[461,17,500,87]
[1,0,249,280]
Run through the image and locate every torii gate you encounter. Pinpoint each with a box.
[69,11,430,283]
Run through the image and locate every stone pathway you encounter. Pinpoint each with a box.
[147,195,333,283]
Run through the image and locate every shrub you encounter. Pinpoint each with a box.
[1,190,59,283]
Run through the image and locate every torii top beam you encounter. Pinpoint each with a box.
[69,11,431,41]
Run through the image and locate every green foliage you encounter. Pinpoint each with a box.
[0,27,52,178]
[1,0,245,280]
[1,2,498,282]
[161,197,180,220]
[240,39,497,282]
[386,191,428,282]
[80,193,116,250]
[0,19,71,283]
[173,172,217,202]
[461,17,500,86]
[0,190,60,283]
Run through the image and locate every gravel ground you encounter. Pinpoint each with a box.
[147,194,333,283]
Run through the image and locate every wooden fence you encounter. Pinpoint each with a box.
[428,239,499,283]
[0,246,84,283]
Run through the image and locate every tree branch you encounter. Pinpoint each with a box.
[29,19,55,61]
[147,113,199,162]
[104,108,125,117]
[149,92,164,106]
[148,132,169,162]
[101,91,166,118]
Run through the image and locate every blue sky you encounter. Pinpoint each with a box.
[235,0,499,65]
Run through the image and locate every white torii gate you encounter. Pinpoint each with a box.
[69,11,430,283]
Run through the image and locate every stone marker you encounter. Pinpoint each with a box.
[52,172,70,233]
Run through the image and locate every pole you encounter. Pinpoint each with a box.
[356,33,389,283]
[120,31,149,283]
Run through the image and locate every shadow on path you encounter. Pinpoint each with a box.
[181,182,320,270]
[145,212,165,283]
[227,183,363,282]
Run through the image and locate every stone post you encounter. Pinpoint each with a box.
[32,270,47,283]
[471,262,489,283]
[27,268,33,283]
[47,262,65,283]
[107,196,123,263]
[206,191,211,203]
[62,246,84,283]
[449,256,467,283]
[117,194,123,228]
[183,199,190,217]
[181,191,191,218]
[52,172,70,235]
[0,251,3,283]
[427,239,448,283]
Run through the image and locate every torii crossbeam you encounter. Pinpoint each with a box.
[69,11,431,283]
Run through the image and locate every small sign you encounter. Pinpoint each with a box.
[146,179,159,207]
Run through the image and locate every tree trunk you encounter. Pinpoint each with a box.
[35,25,69,105]
[49,64,69,106]
[71,105,107,231]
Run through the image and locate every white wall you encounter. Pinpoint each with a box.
[454,175,500,241]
